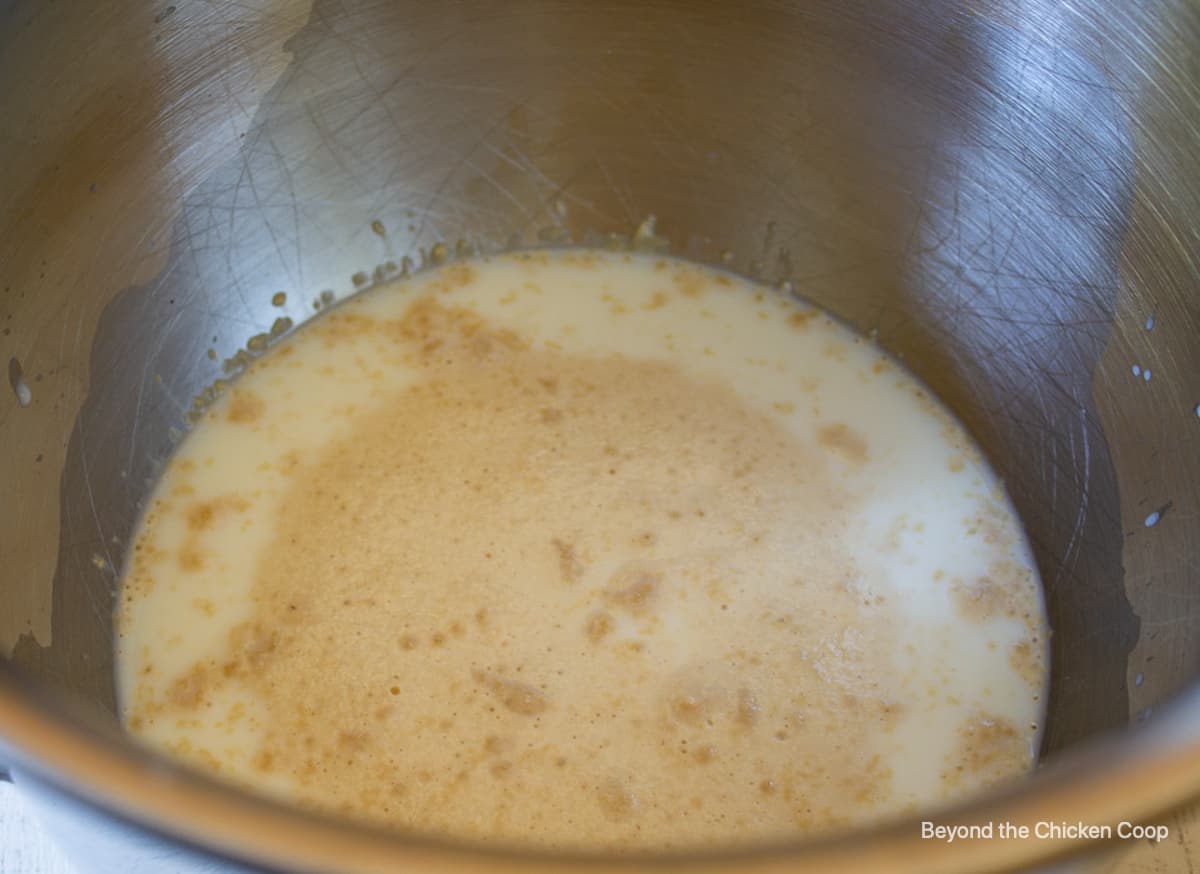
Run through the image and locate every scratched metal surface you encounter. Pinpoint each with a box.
[0,0,1197,872]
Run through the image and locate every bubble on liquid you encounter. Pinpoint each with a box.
[1145,315,1155,331]
[1143,369,1152,382]
[1144,510,1161,528]
[1131,364,1141,377]
[8,357,32,407]
[1135,672,1144,687]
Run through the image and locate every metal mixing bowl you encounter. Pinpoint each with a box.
[1,1,1198,871]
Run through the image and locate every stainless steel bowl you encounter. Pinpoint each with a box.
[1,1,1198,871]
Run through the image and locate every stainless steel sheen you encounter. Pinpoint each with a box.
[0,1,1198,872]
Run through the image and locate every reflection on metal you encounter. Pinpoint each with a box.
[0,0,1197,872]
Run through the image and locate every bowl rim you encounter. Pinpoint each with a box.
[2,664,1199,873]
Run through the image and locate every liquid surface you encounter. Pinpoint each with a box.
[116,251,1048,851]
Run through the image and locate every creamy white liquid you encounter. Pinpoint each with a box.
[116,250,1047,851]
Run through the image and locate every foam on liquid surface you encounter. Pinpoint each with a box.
[116,251,1048,851]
